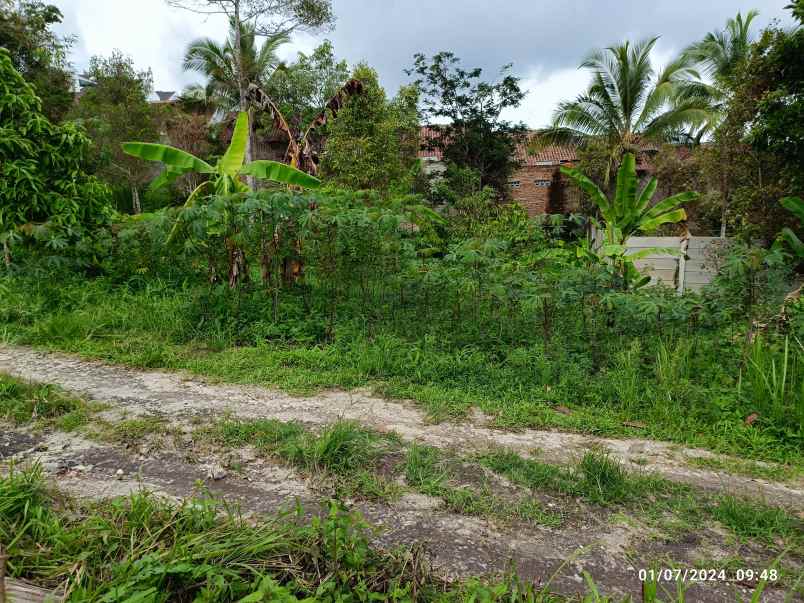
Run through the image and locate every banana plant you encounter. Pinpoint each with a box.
[122,112,320,285]
[122,110,320,208]
[247,79,364,175]
[561,153,698,288]
[779,196,804,258]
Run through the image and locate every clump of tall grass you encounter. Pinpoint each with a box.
[740,335,804,443]
[0,373,89,429]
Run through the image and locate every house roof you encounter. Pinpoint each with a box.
[153,90,178,103]
[418,126,577,166]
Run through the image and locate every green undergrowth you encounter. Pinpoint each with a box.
[1,465,582,602]
[0,373,94,432]
[2,273,803,466]
[478,450,802,547]
[1,275,802,468]
[1,464,798,602]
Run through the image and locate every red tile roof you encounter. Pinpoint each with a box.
[418,126,577,166]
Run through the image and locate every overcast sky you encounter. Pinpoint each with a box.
[53,0,794,127]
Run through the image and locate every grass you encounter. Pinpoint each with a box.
[403,443,562,525]
[4,363,800,550]
[0,464,521,602]
[477,449,681,506]
[2,274,802,467]
[0,465,799,603]
[0,373,92,431]
[197,418,402,501]
[711,496,797,542]
[478,449,803,546]
[203,420,802,546]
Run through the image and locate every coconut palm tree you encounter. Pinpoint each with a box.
[182,18,288,186]
[678,11,759,235]
[182,18,288,115]
[541,37,710,187]
[677,10,759,143]
[684,10,758,87]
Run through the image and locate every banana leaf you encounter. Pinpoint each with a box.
[642,192,697,220]
[240,160,321,189]
[634,177,658,217]
[626,246,683,260]
[121,143,214,173]
[560,166,612,221]
[220,112,249,177]
[639,208,688,232]
[613,154,637,221]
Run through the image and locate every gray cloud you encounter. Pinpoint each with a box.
[326,0,793,93]
[53,0,795,125]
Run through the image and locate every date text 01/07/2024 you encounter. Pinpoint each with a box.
[637,568,779,583]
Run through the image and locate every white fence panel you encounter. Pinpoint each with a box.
[594,233,726,293]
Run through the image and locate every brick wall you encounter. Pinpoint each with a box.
[509,165,563,216]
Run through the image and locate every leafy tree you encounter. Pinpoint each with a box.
[788,0,804,22]
[542,38,710,188]
[320,64,419,192]
[0,48,111,265]
[162,109,214,195]
[68,52,160,214]
[265,40,349,130]
[407,51,526,196]
[742,13,804,193]
[0,0,73,121]
[705,3,803,238]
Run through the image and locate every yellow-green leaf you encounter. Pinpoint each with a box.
[220,112,249,177]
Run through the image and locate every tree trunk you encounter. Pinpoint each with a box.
[719,144,730,238]
[233,0,256,190]
[131,184,142,214]
[2,238,10,267]
[226,238,249,288]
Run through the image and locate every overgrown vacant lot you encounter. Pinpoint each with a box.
[2,0,804,600]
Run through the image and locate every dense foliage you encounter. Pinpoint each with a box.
[0,0,73,121]
[741,20,804,192]
[0,48,111,264]
[2,4,804,602]
[68,51,161,213]
[320,64,419,192]
[3,178,802,464]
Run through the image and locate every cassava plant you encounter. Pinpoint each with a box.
[562,152,698,288]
